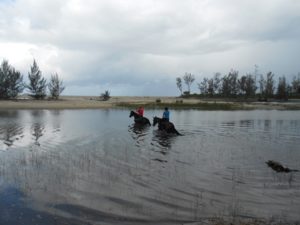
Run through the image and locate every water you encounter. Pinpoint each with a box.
[0,109,300,224]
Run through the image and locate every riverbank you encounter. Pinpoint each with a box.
[1,96,300,110]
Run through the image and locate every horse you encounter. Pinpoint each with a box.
[152,116,181,135]
[266,160,299,173]
[129,111,151,126]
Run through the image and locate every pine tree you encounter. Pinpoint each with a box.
[48,73,65,99]
[27,60,47,99]
[0,60,24,99]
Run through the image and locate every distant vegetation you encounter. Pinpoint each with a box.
[100,90,110,101]
[116,101,238,110]
[2,59,300,102]
[0,59,65,100]
[176,67,300,101]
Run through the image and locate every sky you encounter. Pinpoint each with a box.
[0,0,300,96]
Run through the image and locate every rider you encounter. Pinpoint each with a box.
[162,107,170,122]
[136,106,144,117]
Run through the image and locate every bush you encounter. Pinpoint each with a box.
[183,91,190,96]
[101,90,110,101]
[156,98,161,103]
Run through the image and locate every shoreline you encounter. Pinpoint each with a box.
[1,96,300,110]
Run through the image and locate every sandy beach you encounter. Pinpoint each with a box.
[1,96,300,110]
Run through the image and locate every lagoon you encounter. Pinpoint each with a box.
[0,109,300,224]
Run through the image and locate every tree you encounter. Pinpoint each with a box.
[48,73,65,99]
[277,76,288,100]
[27,60,47,99]
[258,72,275,100]
[238,75,247,95]
[258,74,265,98]
[183,72,195,94]
[213,72,222,95]
[221,75,230,97]
[229,70,239,96]
[207,78,214,96]
[176,77,182,95]
[291,73,300,94]
[0,60,24,99]
[221,70,239,97]
[238,74,257,98]
[265,71,275,99]
[198,77,208,95]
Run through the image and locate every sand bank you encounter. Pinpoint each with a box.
[0,96,300,110]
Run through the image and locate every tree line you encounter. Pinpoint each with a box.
[0,59,65,100]
[176,69,300,100]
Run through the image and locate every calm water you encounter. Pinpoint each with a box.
[0,109,300,224]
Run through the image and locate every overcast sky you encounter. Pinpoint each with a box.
[0,0,300,96]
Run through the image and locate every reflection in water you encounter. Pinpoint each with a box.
[30,110,45,146]
[0,111,23,148]
[50,110,61,132]
[0,187,86,225]
[221,121,236,127]
[31,123,44,146]
[31,109,45,118]
[128,123,150,147]
[264,120,272,131]
[0,124,23,147]
[0,110,20,118]
[0,110,62,149]
[239,120,254,128]
[0,110,300,224]
[151,130,174,154]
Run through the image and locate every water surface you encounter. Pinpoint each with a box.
[0,109,300,224]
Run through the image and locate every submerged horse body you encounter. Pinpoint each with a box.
[129,111,151,126]
[266,160,299,173]
[153,116,181,135]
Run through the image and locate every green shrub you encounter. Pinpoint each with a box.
[101,90,110,101]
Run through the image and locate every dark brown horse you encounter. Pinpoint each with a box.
[153,116,181,135]
[266,160,299,173]
[129,111,151,125]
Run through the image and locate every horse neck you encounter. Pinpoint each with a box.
[132,111,140,119]
[155,117,162,124]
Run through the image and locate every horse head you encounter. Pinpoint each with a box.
[129,111,134,118]
[153,116,160,126]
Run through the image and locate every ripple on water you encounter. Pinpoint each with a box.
[1,110,300,224]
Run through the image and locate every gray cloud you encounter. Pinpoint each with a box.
[1,0,300,96]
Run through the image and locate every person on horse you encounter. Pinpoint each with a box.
[162,107,170,122]
[136,106,144,117]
